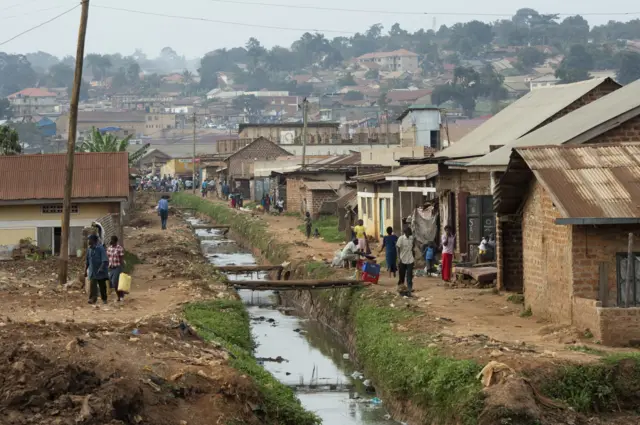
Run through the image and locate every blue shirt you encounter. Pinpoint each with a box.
[158,198,169,211]
[86,245,108,280]
[425,247,435,260]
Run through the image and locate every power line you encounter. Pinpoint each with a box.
[204,0,640,17]
[4,4,78,20]
[0,0,46,13]
[0,3,80,47]
[91,4,355,34]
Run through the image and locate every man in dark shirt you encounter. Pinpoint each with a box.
[85,234,109,305]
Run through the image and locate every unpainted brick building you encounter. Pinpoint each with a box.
[496,143,640,346]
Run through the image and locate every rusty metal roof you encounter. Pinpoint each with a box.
[0,152,130,201]
[385,164,438,180]
[517,143,640,219]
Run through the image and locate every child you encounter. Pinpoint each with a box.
[424,241,436,276]
[313,228,320,238]
[378,226,398,278]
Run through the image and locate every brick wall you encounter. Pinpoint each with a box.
[522,182,573,323]
[306,190,338,218]
[598,307,640,346]
[228,138,291,179]
[286,178,305,214]
[437,168,491,256]
[572,297,601,340]
[496,215,523,291]
[571,224,640,305]
[534,79,620,131]
[585,114,640,144]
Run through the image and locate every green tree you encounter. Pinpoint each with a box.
[0,99,12,119]
[85,54,111,80]
[555,44,593,83]
[616,51,640,84]
[0,53,37,97]
[515,47,545,71]
[0,125,21,155]
[48,63,74,87]
[232,95,266,117]
[364,68,379,79]
[78,127,148,164]
[246,37,266,72]
[343,91,364,101]
[338,72,356,87]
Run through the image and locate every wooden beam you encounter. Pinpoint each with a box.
[232,279,362,291]
[215,265,283,272]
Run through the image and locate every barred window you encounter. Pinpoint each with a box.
[42,204,78,214]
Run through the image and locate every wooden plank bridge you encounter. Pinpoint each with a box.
[232,279,363,291]
[214,265,283,273]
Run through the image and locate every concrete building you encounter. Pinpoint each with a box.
[0,152,130,259]
[356,49,419,72]
[56,111,177,138]
[238,123,340,145]
[7,88,59,117]
[495,144,640,346]
[397,105,442,149]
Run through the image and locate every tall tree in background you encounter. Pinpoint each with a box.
[616,51,640,84]
[78,127,148,164]
[338,72,356,87]
[0,53,37,97]
[0,99,12,119]
[48,63,75,87]
[232,95,266,118]
[85,54,111,80]
[0,126,21,155]
[246,37,266,72]
[555,44,593,83]
[515,47,545,71]
[432,66,506,117]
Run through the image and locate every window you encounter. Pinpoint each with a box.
[147,116,152,121]
[366,198,373,219]
[385,198,391,219]
[430,130,440,149]
[42,204,78,214]
[154,115,158,121]
[466,196,495,260]
[617,253,640,306]
[361,198,367,215]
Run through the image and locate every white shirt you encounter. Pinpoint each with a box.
[479,238,487,252]
[341,241,358,258]
[396,235,415,264]
[442,234,455,255]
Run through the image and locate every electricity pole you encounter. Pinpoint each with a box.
[385,109,390,148]
[192,111,196,194]
[301,98,308,168]
[59,0,89,285]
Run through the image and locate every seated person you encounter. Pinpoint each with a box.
[340,238,361,266]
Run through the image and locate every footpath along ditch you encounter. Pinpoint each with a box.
[174,192,640,425]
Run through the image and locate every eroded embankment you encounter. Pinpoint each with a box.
[173,193,640,425]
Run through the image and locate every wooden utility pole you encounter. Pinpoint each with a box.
[626,232,634,307]
[301,98,308,168]
[192,112,196,194]
[59,0,89,285]
[384,109,390,148]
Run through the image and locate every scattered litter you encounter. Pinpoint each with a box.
[342,353,350,360]
[351,371,364,380]
[131,329,141,336]
[370,397,382,405]
[476,361,515,387]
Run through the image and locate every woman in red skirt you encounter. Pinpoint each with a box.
[441,225,455,282]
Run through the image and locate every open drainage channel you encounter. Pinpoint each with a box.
[187,216,401,424]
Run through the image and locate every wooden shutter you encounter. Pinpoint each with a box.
[457,191,468,256]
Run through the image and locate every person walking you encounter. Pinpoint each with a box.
[441,225,456,282]
[201,179,208,198]
[353,219,368,254]
[379,226,398,278]
[158,195,169,230]
[396,227,417,296]
[304,212,312,239]
[107,235,126,302]
[85,234,109,305]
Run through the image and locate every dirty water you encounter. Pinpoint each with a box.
[188,218,399,425]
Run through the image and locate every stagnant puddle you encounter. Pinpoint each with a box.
[187,217,400,425]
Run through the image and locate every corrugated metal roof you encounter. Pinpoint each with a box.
[386,164,438,179]
[336,189,357,209]
[302,181,344,191]
[0,152,130,201]
[435,78,619,160]
[517,144,640,219]
[469,79,640,168]
[355,172,387,182]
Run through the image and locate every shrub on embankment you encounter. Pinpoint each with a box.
[175,194,640,423]
[185,300,320,425]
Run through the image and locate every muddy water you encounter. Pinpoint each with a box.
[188,219,400,425]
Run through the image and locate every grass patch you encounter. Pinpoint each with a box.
[304,261,333,279]
[520,307,532,317]
[185,300,320,425]
[506,294,524,305]
[123,251,141,274]
[567,345,605,356]
[284,211,300,217]
[353,294,484,424]
[297,215,343,243]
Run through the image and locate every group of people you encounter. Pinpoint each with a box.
[85,234,127,305]
[137,175,198,193]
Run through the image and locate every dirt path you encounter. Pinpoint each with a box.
[205,198,640,364]
[0,201,265,425]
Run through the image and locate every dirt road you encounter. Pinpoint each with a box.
[0,201,265,425]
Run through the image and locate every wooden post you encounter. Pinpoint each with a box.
[626,232,634,307]
[598,262,608,307]
[59,0,89,285]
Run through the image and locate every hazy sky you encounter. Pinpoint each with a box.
[1,0,639,58]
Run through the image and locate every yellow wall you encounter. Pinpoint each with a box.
[0,228,35,245]
[0,203,114,221]
[358,193,395,239]
[160,159,198,177]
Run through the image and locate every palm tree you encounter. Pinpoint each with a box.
[78,127,148,164]
[0,125,21,155]
[182,69,194,85]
